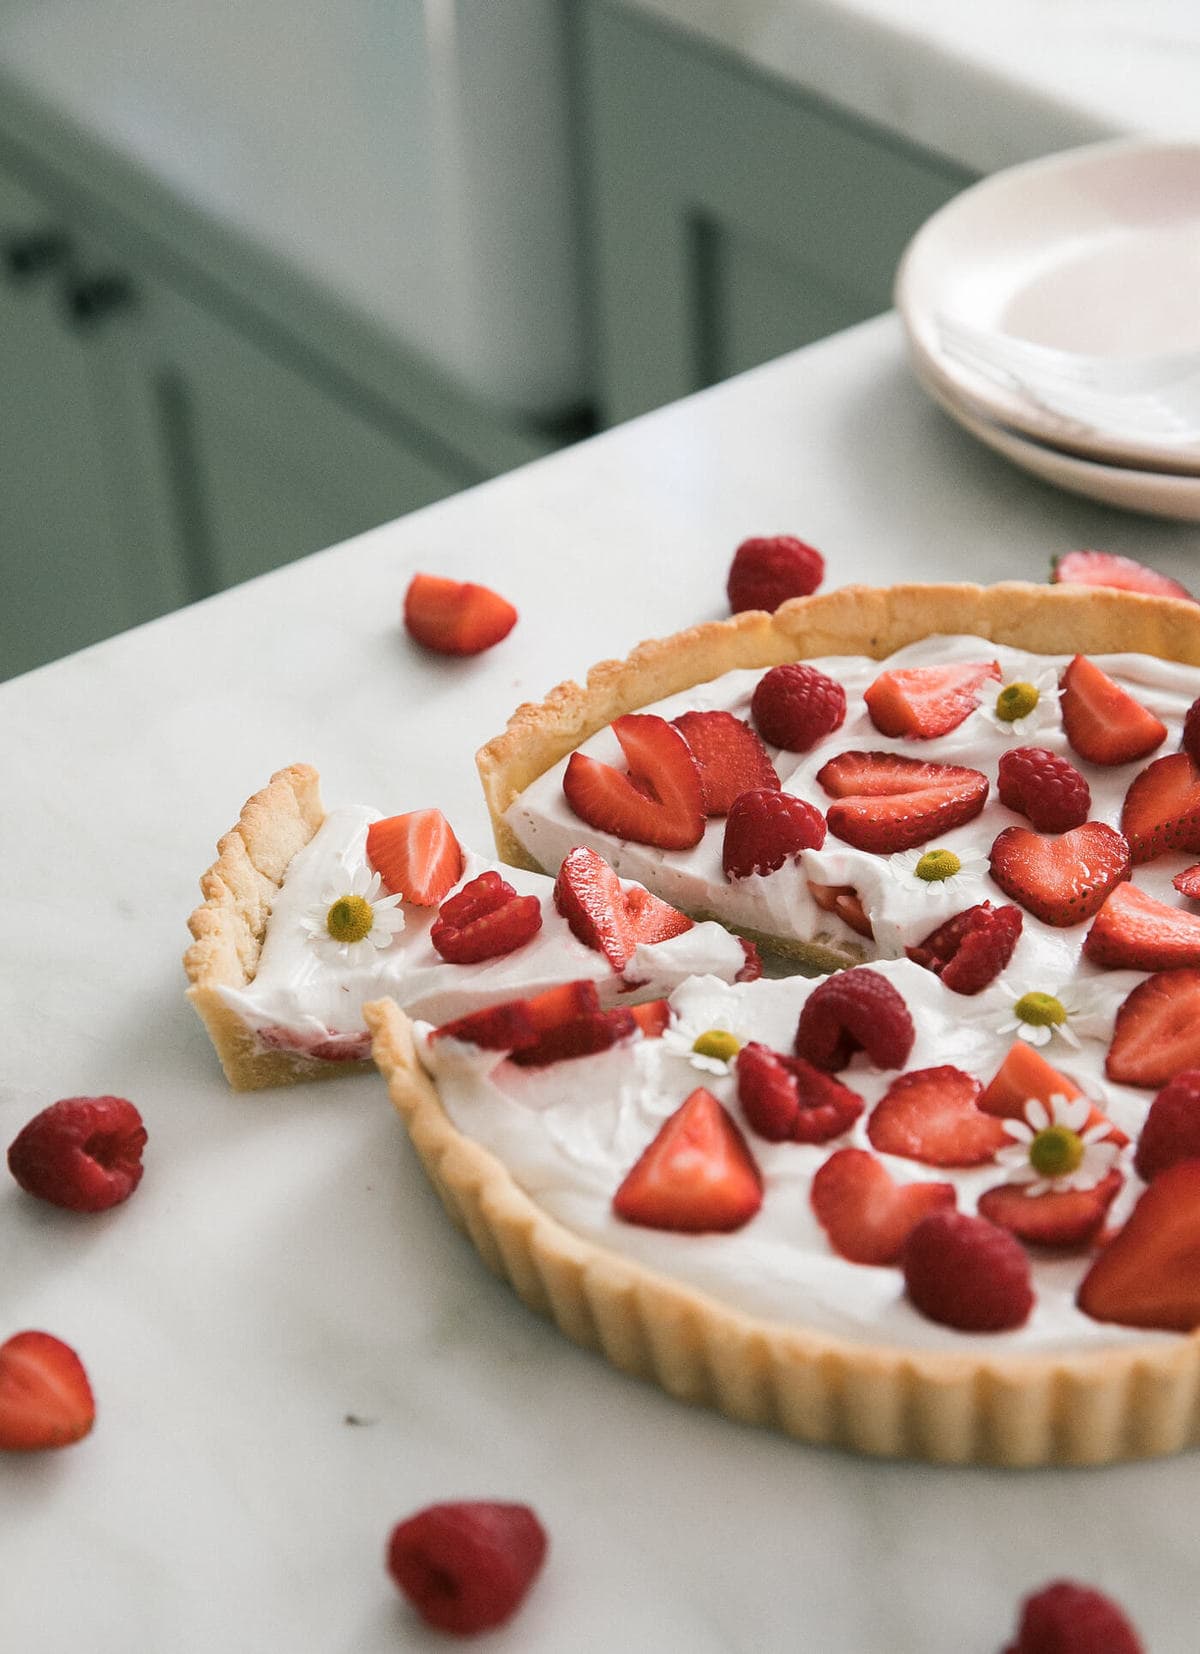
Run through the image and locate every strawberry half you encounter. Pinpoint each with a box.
[629,999,670,1038]
[978,1040,1125,1145]
[1084,881,1200,971]
[735,1041,864,1144]
[1078,1160,1200,1331]
[430,871,542,963]
[810,1147,955,1265]
[0,1331,95,1451]
[510,1006,637,1067]
[1052,547,1196,603]
[905,901,1022,995]
[988,821,1130,927]
[863,659,1000,740]
[1105,968,1200,1088]
[562,714,705,850]
[1120,751,1200,864]
[613,1088,763,1233]
[818,751,988,853]
[1059,654,1167,766]
[978,1170,1123,1249]
[366,808,463,905]
[671,710,779,814]
[867,1065,1010,1167]
[403,573,517,656]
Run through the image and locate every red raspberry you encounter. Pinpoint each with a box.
[736,1041,864,1143]
[386,1500,548,1634]
[902,1209,1033,1332]
[722,789,826,880]
[751,663,846,751]
[7,1096,147,1212]
[431,871,542,963]
[997,746,1091,833]
[726,534,824,614]
[1184,697,1200,766]
[906,901,1022,995]
[1006,1579,1144,1654]
[793,968,914,1072]
[1133,1069,1200,1181]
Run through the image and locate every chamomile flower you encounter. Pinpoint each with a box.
[302,866,405,966]
[662,1012,745,1075]
[996,1093,1120,1195]
[997,983,1083,1048]
[889,845,988,895]
[980,667,1060,740]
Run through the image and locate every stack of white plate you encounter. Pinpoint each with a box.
[895,139,1200,521]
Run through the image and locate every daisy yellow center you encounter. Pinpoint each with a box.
[1014,991,1067,1028]
[995,681,1040,721]
[692,1029,741,1062]
[915,849,961,882]
[1028,1123,1085,1180]
[325,894,375,944]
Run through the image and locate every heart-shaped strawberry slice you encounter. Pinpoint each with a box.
[988,821,1131,927]
[554,846,693,971]
[562,714,705,850]
[1078,1160,1200,1330]
[810,1147,956,1264]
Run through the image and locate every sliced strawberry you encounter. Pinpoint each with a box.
[1059,654,1167,766]
[806,879,874,939]
[1120,751,1200,864]
[431,999,542,1050]
[722,789,826,880]
[818,751,988,853]
[735,1041,864,1144]
[671,710,779,814]
[810,1148,955,1265]
[629,999,670,1037]
[403,573,517,656]
[366,809,463,906]
[1052,548,1196,603]
[978,1170,1123,1249]
[736,939,764,981]
[562,714,705,850]
[1174,864,1200,900]
[1078,1160,1200,1330]
[1084,881,1200,970]
[511,1006,637,1067]
[978,1040,1126,1146]
[988,821,1130,927]
[1134,1070,1200,1180]
[613,1087,763,1233]
[1105,968,1200,1088]
[867,1065,1010,1167]
[0,1331,95,1451]
[554,846,692,971]
[430,871,542,964]
[905,901,1022,995]
[863,659,1000,740]
[793,968,915,1072]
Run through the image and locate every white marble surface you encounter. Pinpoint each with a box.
[3,316,1200,1652]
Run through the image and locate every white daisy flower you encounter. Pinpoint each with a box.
[889,845,988,894]
[302,866,405,966]
[996,1093,1120,1195]
[661,1012,746,1075]
[980,668,1060,739]
[997,983,1083,1049]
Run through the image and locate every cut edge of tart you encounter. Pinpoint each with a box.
[363,993,1200,1469]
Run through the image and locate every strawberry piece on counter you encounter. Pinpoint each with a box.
[726,533,824,613]
[750,662,846,751]
[1105,968,1200,1088]
[906,901,1022,995]
[988,821,1130,927]
[1084,881,1200,971]
[671,709,779,814]
[806,879,874,939]
[977,1170,1123,1250]
[867,1065,1010,1168]
[902,1209,1034,1332]
[613,1087,763,1233]
[7,1095,147,1213]
[997,746,1091,834]
[403,573,518,656]
[1077,1160,1200,1331]
[0,1331,95,1451]
[793,967,915,1072]
[1004,1578,1145,1654]
[817,750,989,854]
[1059,654,1167,766]
[366,808,463,905]
[562,714,706,850]
[863,659,1000,740]
[1120,750,1200,864]
[1052,547,1195,604]
[736,1041,864,1144]
[1133,1070,1200,1181]
[810,1147,955,1265]
[387,1500,548,1635]
[430,871,542,963]
[722,788,826,879]
[554,846,692,972]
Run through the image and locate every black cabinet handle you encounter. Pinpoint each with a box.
[63,271,136,329]
[2,228,72,281]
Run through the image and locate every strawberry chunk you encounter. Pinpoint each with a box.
[735,1041,864,1144]
[510,1006,637,1067]
[0,1331,95,1451]
[1084,881,1200,970]
[1006,1578,1145,1654]
[1174,863,1200,900]
[1078,1160,1200,1331]
[1105,968,1200,1089]
[903,1209,1033,1332]
[387,1500,547,1635]
[1059,654,1167,766]
[794,968,915,1072]
[978,1041,1125,1146]
[977,1170,1123,1249]
[806,879,874,939]
[430,871,542,963]
[554,846,692,971]
[403,573,517,656]
[671,710,779,814]
[629,999,670,1038]
[7,1095,146,1213]
[818,751,988,854]
[906,901,1022,995]
[562,714,705,850]
[1052,547,1195,604]
[736,938,764,981]
[366,809,463,905]
[810,1148,955,1265]
[722,789,826,880]
[726,534,824,613]
[867,1065,1010,1167]
[863,659,1000,740]
[750,662,846,751]
[1134,1070,1200,1181]
[613,1088,763,1233]
[988,822,1130,927]
[997,746,1091,834]
[1120,751,1200,864]
[431,1000,542,1050]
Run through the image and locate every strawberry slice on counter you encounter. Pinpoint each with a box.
[988,821,1130,927]
[0,1331,95,1451]
[977,1170,1124,1250]
[979,1040,1126,1145]
[863,659,1000,740]
[817,750,989,854]
[906,901,1022,995]
[613,1087,763,1233]
[735,1041,864,1144]
[1120,751,1200,864]
[1084,881,1200,970]
[806,879,874,939]
[867,1065,1010,1167]
[810,1147,955,1265]
[1077,1160,1200,1331]
[366,808,464,905]
[722,789,826,880]
[430,871,542,963]
[1105,968,1200,1088]
[403,573,518,656]
[554,846,693,972]
[1052,547,1196,603]
[1059,654,1167,766]
[1174,864,1200,900]
[671,709,780,814]
[562,713,705,850]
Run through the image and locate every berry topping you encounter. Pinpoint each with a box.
[726,534,824,613]
[793,967,914,1072]
[1059,653,1167,766]
[403,572,518,656]
[978,1171,1123,1250]
[736,1041,864,1144]
[994,680,1041,722]
[7,1095,147,1213]
[671,709,780,814]
[432,999,543,1051]
[0,1331,95,1451]
[750,662,846,751]
[988,821,1130,927]
[906,901,1022,995]
[902,1209,1034,1333]
[630,998,671,1037]
[1078,1160,1200,1331]
[554,846,692,972]
[430,871,542,964]
[386,1500,548,1635]
[613,1087,763,1233]
[510,1006,637,1067]
[997,746,1091,834]
[1105,968,1200,1089]
[1004,1578,1145,1654]
[817,750,989,854]
[721,789,826,880]
[810,1148,955,1266]
[366,809,463,906]
[1184,696,1200,765]
[1052,546,1195,604]
[863,659,1000,740]
[806,879,874,939]
[562,713,705,850]
[1134,1070,1200,1181]
[1174,863,1200,900]
[736,938,764,981]
[867,1066,1010,1167]
[1084,881,1200,971]
[978,1041,1124,1144]
[1120,751,1200,864]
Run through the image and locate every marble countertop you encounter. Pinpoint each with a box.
[3,314,1200,1650]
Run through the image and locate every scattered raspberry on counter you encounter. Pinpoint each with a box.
[1002,1577,1144,1654]
[387,1499,548,1635]
[7,1094,147,1212]
[726,533,824,614]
